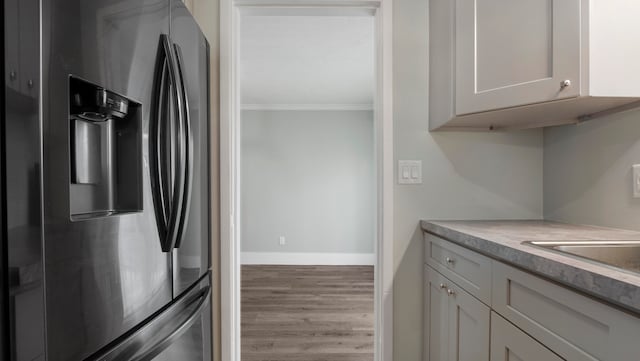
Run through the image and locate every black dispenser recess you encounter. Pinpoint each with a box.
[69,76,143,219]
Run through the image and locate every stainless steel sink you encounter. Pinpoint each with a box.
[524,240,640,273]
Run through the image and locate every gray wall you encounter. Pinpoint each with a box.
[240,109,375,254]
[544,110,640,231]
[393,0,544,360]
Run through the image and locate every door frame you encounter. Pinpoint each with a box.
[219,0,394,360]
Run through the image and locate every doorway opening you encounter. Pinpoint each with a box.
[220,1,393,360]
[239,11,376,361]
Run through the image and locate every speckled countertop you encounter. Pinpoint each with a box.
[421,220,640,315]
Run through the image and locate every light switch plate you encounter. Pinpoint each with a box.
[633,164,640,198]
[398,160,422,184]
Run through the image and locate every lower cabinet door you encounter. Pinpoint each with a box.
[426,266,490,361]
[448,282,490,361]
[490,312,564,361]
[426,269,450,361]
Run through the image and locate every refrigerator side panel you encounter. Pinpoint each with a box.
[4,0,47,359]
[170,1,211,297]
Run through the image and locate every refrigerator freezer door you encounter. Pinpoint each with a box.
[170,1,211,297]
[151,294,212,361]
[94,273,212,361]
[42,1,173,360]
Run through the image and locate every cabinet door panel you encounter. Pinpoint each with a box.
[448,283,490,361]
[426,268,449,361]
[492,261,640,361]
[490,312,564,361]
[456,0,581,115]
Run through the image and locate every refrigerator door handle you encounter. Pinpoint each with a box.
[172,42,193,249]
[151,34,188,252]
[151,57,170,237]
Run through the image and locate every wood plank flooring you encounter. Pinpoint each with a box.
[241,265,374,361]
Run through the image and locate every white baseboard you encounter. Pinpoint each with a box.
[241,252,376,265]
[241,103,374,111]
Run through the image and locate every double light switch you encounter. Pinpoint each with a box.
[398,160,422,184]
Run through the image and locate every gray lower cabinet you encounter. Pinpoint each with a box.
[492,261,640,361]
[425,266,490,361]
[490,312,564,361]
[424,233,640,361]
[424,233,493,304]
[426,267,448,361]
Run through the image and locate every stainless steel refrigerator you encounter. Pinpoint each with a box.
[1,0,215,360]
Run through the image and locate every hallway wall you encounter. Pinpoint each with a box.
[241,109,376,264]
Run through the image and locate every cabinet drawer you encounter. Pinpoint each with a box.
[492,261,640,361]
[490,312,563,361]
[424,233,492,304]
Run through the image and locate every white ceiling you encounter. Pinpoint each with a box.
[240,15,375,108]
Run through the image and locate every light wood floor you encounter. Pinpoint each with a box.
[241,265,374,361]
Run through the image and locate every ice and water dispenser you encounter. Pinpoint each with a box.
[69,76,143,219]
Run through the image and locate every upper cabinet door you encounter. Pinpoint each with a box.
[455,0,581,115]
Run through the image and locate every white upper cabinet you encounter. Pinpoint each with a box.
[430,0,640,130]
[456,0,580,114]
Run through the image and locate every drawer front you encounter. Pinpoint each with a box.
[490,312,564,361]
[492,261,640,361]
[424,233,492,304]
